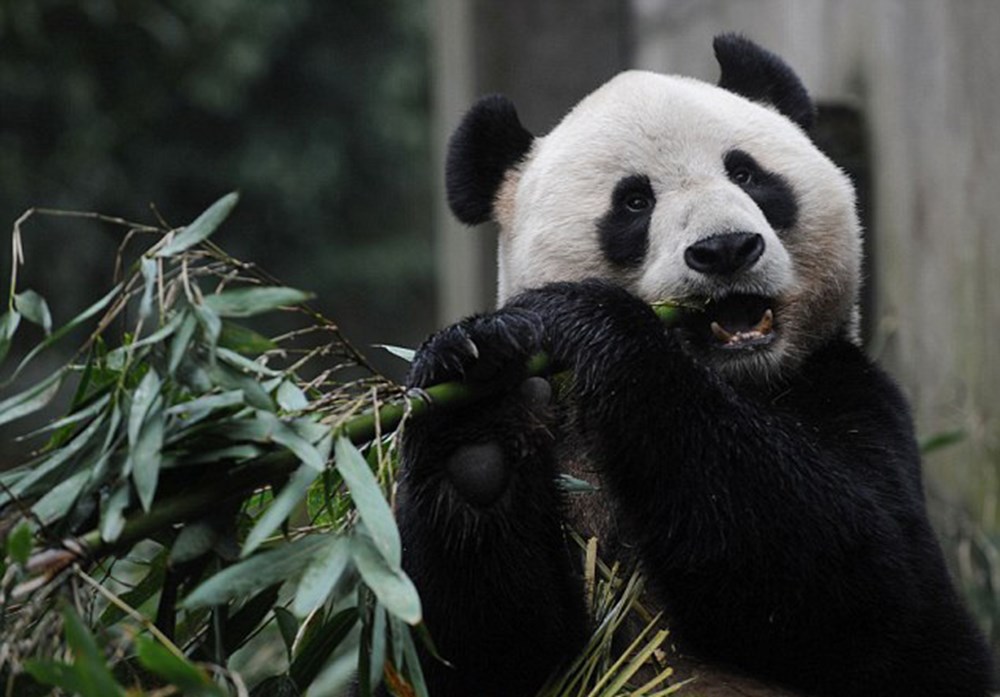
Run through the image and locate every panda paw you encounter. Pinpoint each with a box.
[507,280,669,391]
[402,310,556,509]
[406,307,544,390]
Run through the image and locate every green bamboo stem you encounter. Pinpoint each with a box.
[343,302,680,443]
[67,302,683,564]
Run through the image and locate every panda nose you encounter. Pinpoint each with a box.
[684,232,765,276]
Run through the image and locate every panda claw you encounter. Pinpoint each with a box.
[464,336,480,360]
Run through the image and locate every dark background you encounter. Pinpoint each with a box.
[0,0,434,397]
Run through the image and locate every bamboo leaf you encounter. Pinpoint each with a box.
[291,608,359,691]
[388,615,406,674]
[22,660,80,694]
[217,346,283,377]
[292,534,352,617]
[14,289,52,335]
[61,603,127,697]
[243,463,321,556]
[156,192,239,257]
[373,344,415,363]
[920,428,967,455]
[224,584,281,653]
[293,418,332,447]
[128,370,165,511]
[138,257,157,321]
[165,389,245,428]
[369,604,388,690]
[183,534,330,608]
[105,311,184,364]
[18,392,111,441]
[131,406,165,511]
[135,635,225,696]
[277,380,309,412]
[208,361,274,412]
[32,468,90,524]
[275,607,300,659]
[128,369,161,446]
[7,521,33,565]
[306,649,362,697]
[100,484,130,543]
[335,436,400,568]
[5,282,122,386]
[400,618,430,697]
[0,310,21,365]
[194,302,222,350]
[203,286,314,318]
[351,530,421,625]
[100,549,167,626]
[4,410,107,502]
[0,368,64,427]
[559,473,598,494]
[169,311,198,375]
[219,320,278,354]
[254,411,325,472]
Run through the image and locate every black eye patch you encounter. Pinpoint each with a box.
[723,149,798,231]
[597,175,655,267]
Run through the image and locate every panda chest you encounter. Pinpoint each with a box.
[557,428,634,563]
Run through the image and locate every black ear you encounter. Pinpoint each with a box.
[446,95,534,225]
[713,33,815,131]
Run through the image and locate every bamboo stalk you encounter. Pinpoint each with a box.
[342,302,680,443]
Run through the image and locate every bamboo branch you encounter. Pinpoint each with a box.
[342,302,681,443]
[35,302,684,570]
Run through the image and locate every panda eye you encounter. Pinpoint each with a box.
[730,167,755,186]
[624,193,652,213]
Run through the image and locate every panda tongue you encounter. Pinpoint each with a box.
[710,309,774,346]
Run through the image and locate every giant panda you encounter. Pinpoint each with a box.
[395,34,996,697]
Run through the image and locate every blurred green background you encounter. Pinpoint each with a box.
[0,0,434,384]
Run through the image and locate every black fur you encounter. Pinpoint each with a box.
[397,281,996,697]
[398,311,587,696]
[597,174,655,267]
[714,33,815,131]
[724,149,799,230]
[445,94,534,225]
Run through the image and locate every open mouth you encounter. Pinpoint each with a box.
[680,294,778,352]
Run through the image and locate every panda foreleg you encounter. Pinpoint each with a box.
[397,311,588,697]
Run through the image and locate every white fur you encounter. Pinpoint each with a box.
[493,71,862,378]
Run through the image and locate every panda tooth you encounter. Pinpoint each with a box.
[710,321,734,343]
[755,309,774,335]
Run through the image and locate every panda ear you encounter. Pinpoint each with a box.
[713,33,815,131]
[446,94,535,225]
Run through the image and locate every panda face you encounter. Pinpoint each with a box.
[448,38,862,382]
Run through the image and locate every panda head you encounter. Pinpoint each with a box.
[446,34,861,382]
